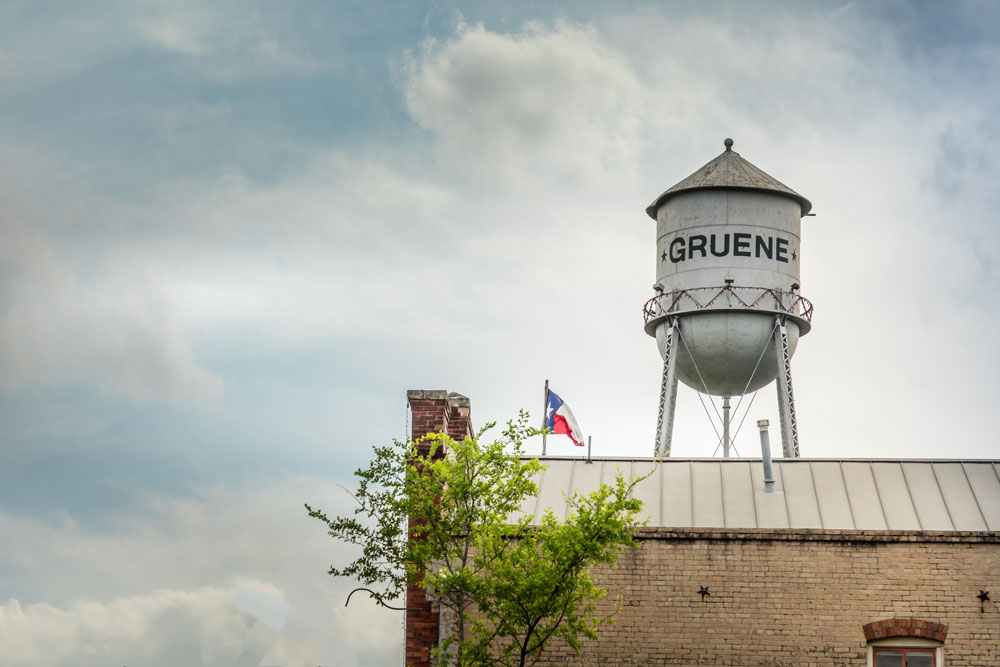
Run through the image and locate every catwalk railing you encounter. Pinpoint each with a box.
[643,286,814,325]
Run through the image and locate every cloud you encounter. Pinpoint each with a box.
[0,188,222,400]
[140,14,208,56]
[389,14,998,459]
[3,12,996,456]
[0,477,403,667]
[136,3,324,74]
[0,585,281,667]
[0,1,330,85]
[236,587,290,632]
[404,21,643,188]
[3,7,1000,665]
[78,13,998,459]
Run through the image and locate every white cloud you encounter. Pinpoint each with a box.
[394,15,993,458]
[131,1,329,77]
[0,1,332,84]
[138,7,323,74]
[0,477,403,667]
[1,585,278,667]
[404,21,644,189]
[3,8,1000,666]
[236,588,290,632]
[0,189,222,400]
[1,12,993,456]
[78,13,998,458]
[140,16,207,56]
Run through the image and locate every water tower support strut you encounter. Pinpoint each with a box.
[722,396,731,458]
[654,318,679,457]
[773,315,800,458]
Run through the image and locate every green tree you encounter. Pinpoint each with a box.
[306,412,644,667]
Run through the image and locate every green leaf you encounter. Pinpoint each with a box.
[307,410,646,667]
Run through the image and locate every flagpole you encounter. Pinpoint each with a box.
[586,435,592,464]
[542,379,549,456]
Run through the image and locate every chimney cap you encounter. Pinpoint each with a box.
[407,389,449,401]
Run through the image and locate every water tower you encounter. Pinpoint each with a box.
[645,139,813,458]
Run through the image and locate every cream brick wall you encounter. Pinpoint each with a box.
[534,529,999,666]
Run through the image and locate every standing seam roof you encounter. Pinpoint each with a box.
[524,459,1000,531]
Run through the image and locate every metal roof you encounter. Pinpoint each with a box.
[645,139,812,218]
[514,458,1000,532]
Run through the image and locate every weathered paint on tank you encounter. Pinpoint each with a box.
[655,190,801,295]
[655,312,799,396]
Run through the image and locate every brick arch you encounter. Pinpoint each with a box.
[863,618,948,643]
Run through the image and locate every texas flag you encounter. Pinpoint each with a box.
[544,390,586,447]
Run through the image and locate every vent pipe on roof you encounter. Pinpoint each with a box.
[757,419,776,493]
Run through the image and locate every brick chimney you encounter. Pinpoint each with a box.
[404,390,472,667]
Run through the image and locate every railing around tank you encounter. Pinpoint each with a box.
[642,286,814,325]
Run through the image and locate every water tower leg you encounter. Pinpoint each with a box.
[722,395,731,458]
[773,316,800,458]
[655,318,679,457]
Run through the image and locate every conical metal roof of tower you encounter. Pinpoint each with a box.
[646,138,812,218]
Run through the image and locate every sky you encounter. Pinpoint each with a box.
[1,1,999,665]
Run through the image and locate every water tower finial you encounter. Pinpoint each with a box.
[724,137,734,151]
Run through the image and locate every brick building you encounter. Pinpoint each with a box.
[404,390,999,666]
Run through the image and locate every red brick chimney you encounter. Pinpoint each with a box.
[404,390,472,667]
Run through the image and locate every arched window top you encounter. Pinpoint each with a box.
[865,619,946,667]
[863,618,948,643]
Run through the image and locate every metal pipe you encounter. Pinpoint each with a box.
[438,604,456,664]
[757,419,775,493]
[722,395,731,458]
[542,379,549,456]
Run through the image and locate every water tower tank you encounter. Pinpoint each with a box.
[646,139,814,457]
